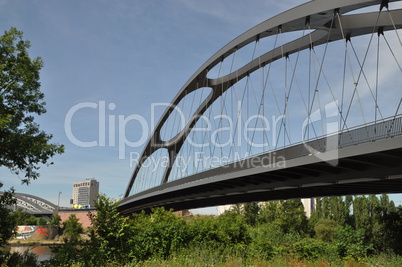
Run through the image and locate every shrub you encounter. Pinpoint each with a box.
[291,238,335,261]
[335,225,373,260]
[2,250,39,267]
[314,218,339,242]
[62,214,83,243]
[129,207,190,261]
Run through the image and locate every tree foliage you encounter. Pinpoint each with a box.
[0,28,64,266]
[314,218,338,242]
[11,208,37,225]
[311,194,402,255]
[87,194,130,264]
[0,27,64,183]
[0,183,16,246]
[335,225,372,260]
[46,194,402,266]
[130,207,190,261]
[259,199,308,234]
[243,202,260,226]
[49,214,61,226]
[62,214,83,243]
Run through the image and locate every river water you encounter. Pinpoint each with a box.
[6,245,53,262]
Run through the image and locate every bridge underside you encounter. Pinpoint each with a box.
[119,136,402,214]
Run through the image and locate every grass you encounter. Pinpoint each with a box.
[120,248,402,267]
[129,257,347,267]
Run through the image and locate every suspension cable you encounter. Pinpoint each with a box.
[342,11,383,130]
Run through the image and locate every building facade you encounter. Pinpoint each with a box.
[72,179,99,208]
[301,198,315,218]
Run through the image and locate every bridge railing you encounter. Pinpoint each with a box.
[263,115,402,166]
[124,115,402,202]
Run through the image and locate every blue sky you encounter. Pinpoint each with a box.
[1,0,402,212]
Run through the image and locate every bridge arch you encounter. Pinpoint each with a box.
[0,192,57,214]
[122,0,402,213]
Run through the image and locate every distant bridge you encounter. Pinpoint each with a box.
[119,0,402,214]
[0,192,57,215]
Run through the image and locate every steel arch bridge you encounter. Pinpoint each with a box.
[0,192,57,214]
[119,0,402,214]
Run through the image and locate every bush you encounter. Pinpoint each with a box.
[37,217,48,226]
[1,250,39,267]
[335,225,373,260]
[188,212,250,256]
[249,223,284,259]
[129,207,190,261]
[62,214,83,243]
[291,238,336,261]
[314,218,339,242]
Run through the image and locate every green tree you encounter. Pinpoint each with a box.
[329,196,351,225]
[310,196,353,232]
[188,212,250,257]
[243,202,260,226]
[131,207,190,261]
[369,194,400,253]
[277,199,308,234]
[62,214,83,243]
[379,194,396,215]
[11,208,37,225]
[227,203,243,215]
[335,225,372,260]
[49,214,61,226]
[258,200,281,224]
[314,218,338,242]
[0,185,16,246]
[87,194,130,264]
[258,200,307,234]
[0,27,64,183]
[2,250,39,267]
[379,206,402,254]
[37,217,48,226]
[353,196,370,231]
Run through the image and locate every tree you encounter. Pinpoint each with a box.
[353,196,367,229]
[130,207,191,261]
[37,217,48,226]
[243,202,260,226]
[314,218,338,242]
[277,199,308,234]
[259,201,281,225]
[87,194,130,264]
[62,214,83,243]
[10,208,37,225]
[0,27,64,183]
[334,225,372,260]
[227,203,243,215]
[49,214,61,226]
[0,184,16,246]
[258,200,307,234]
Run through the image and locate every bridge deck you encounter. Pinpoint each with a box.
[119,118,402,214]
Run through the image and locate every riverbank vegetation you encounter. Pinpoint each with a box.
[39,194,402,266]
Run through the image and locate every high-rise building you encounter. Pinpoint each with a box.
[301,198,315,218]
[72,179,99,208]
